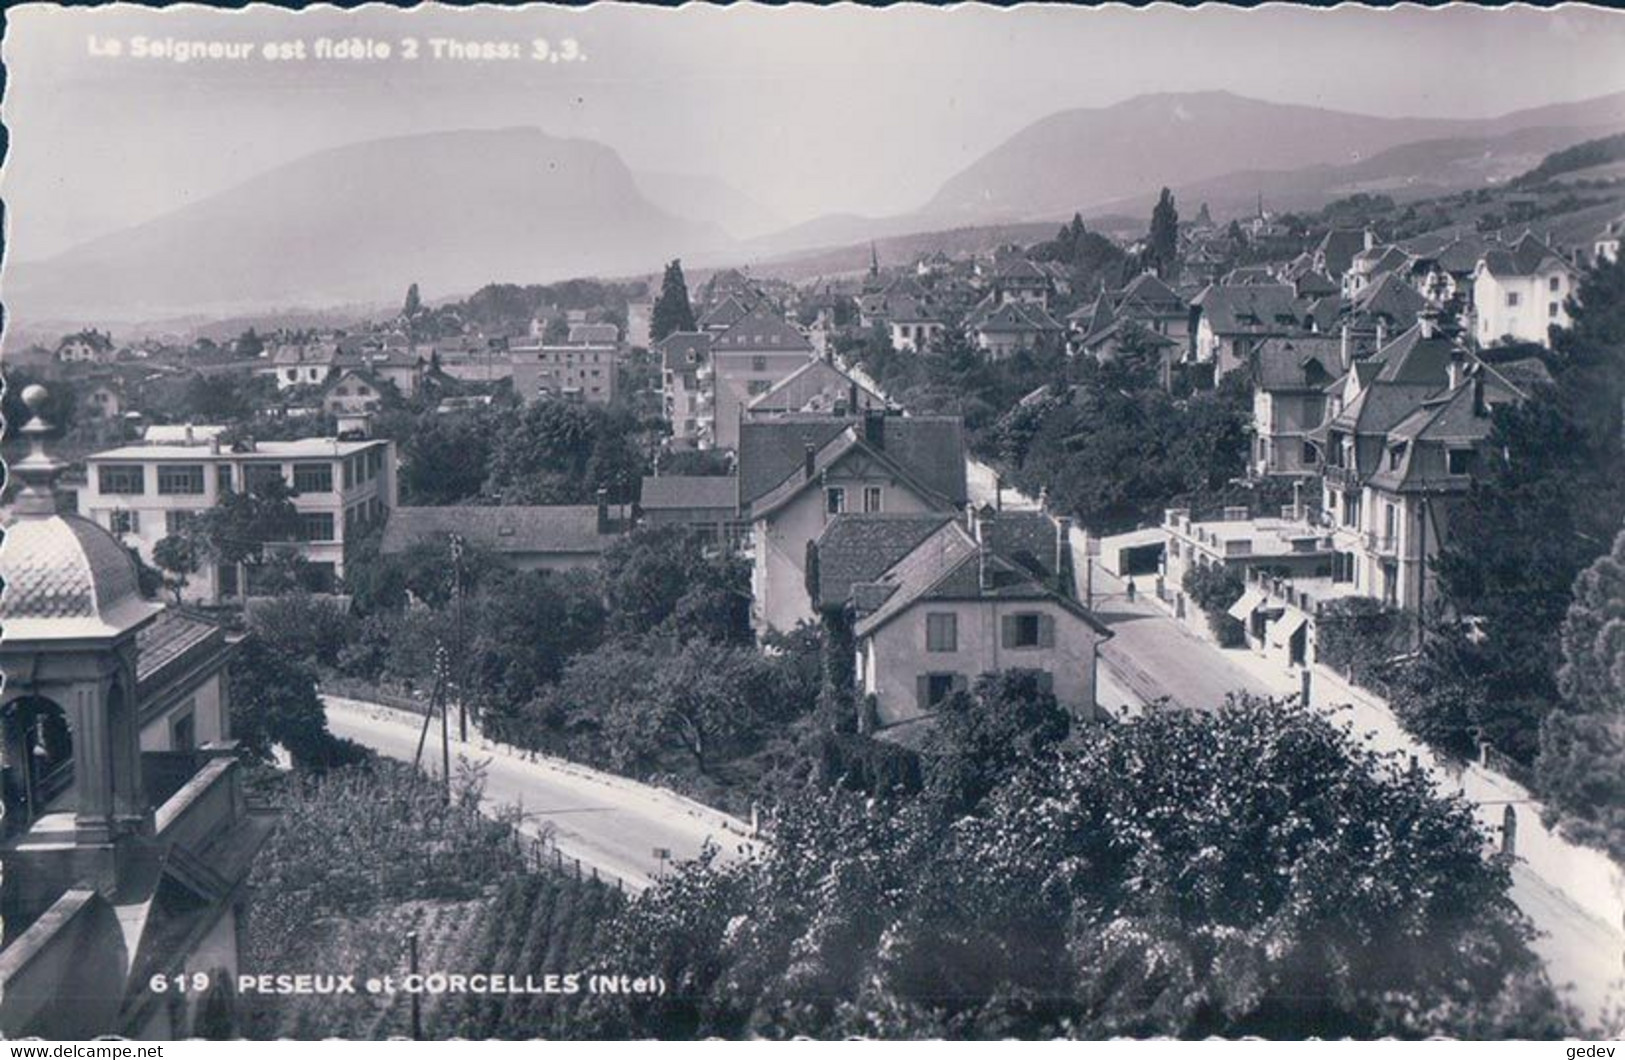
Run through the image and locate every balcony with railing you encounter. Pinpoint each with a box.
[1322,464,1362,491]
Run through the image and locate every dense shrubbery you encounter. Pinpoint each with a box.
[1181,563,1247,647]
[1314,597,1412,684]
[585,697,1572,1039]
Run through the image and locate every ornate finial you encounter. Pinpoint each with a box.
[9,384,64,518]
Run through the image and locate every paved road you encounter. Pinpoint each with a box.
[1513,866,1625,1029]
[324,696,756,893]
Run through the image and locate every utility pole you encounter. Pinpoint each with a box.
[438,645,451,805]
[450,534,467,742]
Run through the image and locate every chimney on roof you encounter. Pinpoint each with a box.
[1339,324,1351,370]
[975,506,997,591]
[863,407,886,450]
[1472,371,1487,418]
[208,436,221,456]
[596,487,610,534]
[1418,312,1435,340]
[184,424,195,445]
[803,442,816,481]
[1375,319,1387,350]
[849,381,860,416]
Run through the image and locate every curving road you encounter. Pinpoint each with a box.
[322,696,757,893]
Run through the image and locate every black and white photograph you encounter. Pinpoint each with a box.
[1,0,1624,1043]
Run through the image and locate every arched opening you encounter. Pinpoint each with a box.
[1,695,74,834]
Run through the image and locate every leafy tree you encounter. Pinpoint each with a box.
[229,636,361,770]
[652,259,698,342]
[484,401,646,505]
[657,448,734,477]
[1535,525,1625,858]
[601,525,750,644]
[189,477,301,568]
[152,534,199,604]
[537,637,792,776]
[925,670,1070,812]
[403,282,423,318]
[1146,187,1180,281]
[466,569,607,715]
[399,408,500,505]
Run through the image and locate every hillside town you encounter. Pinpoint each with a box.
[4,4,1625,1044]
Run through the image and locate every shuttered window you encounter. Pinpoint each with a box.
[1001,612,1055,649]
[926,613,957,652]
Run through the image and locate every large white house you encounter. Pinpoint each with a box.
[80,434,398,601]
[1471,234,1576,348]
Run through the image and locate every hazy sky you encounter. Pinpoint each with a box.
[5,2,1625,260]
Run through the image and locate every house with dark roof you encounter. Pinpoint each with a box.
[1471,233,1577,349]
[1346,359,1535,613]
[1250,336,1343,478]
[1346,272,1428,337]
[1190,283,1308,379]
[1313,228,1373,283]
[816,508,1110,732]
[991,258,1053,308]
[708,302,817,450]
[737,411,967,633]
[639,475,746,547]
[379,499,631,574]
[968,302,1065,359]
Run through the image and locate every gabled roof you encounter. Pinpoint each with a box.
[746,358,883,414]
[698,294,755,332]
[1480,233,1575,280]
[379,506,623,557]
[712,303,813,352]
[1293,270,1340,300]
[1118,272,1186,313]
[1254,336,1342,392]
[736,417,854,507]
[1350,272,1427,325]
[1193,284,1304,335]
[567,323,620,345]
[1316,228,1369,278]
[850,520,1111,639]
[974,302,1064,335]
[656,331,714,372]
[1365,324,1456,386]
[748,417,968,521]
[270,343,340,367]
[996,258,1049,283]
[639,475,739,512]
[811,512,959,609]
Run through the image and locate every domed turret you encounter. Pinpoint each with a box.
[0,386,160,641]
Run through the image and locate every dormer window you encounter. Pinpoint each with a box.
[1447,449,1478,476]
[1388,444,1406,470]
